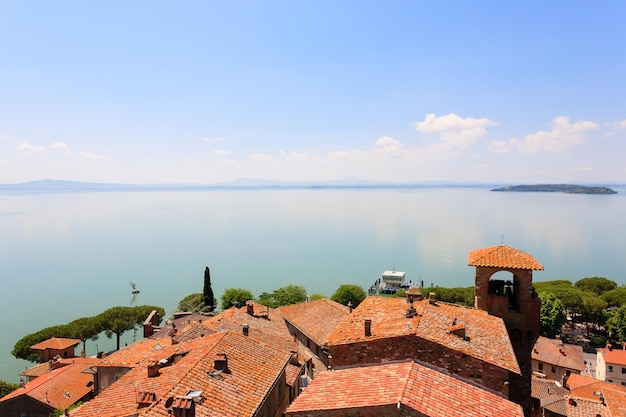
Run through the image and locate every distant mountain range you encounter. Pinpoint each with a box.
[0,178,500,191]
[0,179,622,192]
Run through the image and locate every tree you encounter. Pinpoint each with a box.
[309,293,326,301]
[607,304,626,343]
[100,305,165,350]
[203,266,215,312]
[0,380,19,397]
[178,293,203,312]
[601,288,626,308]
[331,284,367,308]
[220,288,254,310]
[257,285,307,308]
[574,277,617,295]
[67,317,103,354]
[539,292,567,338]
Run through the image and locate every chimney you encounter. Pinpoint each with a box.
[214,353,228,372]
[364,319,372,337]
[428,292,436,304]
[347,301,353,313]
[147,361,160,378]
[246,301,254,316]
[242,323,249,336]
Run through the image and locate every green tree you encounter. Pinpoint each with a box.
[0,380,19,397]
[100,306,164,350]
[309,293,326,301]
[220,288,254,310]
[203,266,215,312]
[421,286,475,306]
[178,293,203,312]
[606,304,626,343]
[12,324,71,361]
[600,288,626,308]
[574,277,617,295]
[67,317,103,354]
[539,292,567,338]
[331,284,367,308]
[258,285,307,308]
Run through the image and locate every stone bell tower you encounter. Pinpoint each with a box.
[468,244,543,417]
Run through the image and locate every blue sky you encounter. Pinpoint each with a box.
[1,1,625,184]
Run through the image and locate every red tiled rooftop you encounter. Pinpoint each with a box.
[468,244,544,270]
[326,296,520,374]
[278,298,350,346]
[0,357,99,410]
[286,361,524,417]
[30,337,81,350]
[532,336,584,371]
[72,331,292,417]
[598,347,626,366]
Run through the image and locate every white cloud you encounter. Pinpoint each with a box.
[17,143,48,155]
[202,136,223,143]
[618,120,626,129]
[415,113,496,150]
[51,141,69,150]
[214,149,230,156]
[375,136,402,154]
[574,166,593,172]
[491,116,598,153]
[78,151,110,161]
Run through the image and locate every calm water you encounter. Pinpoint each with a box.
[2,186,626,381]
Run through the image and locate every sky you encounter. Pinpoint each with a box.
[1,1,625,185]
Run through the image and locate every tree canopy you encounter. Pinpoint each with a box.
[331,284,367,308]
[12,305,164,361]
[574,277,617,295]
[607,304,626,343]
[220,288,254,310]
[257,285,307,308]
[539,292,567,338]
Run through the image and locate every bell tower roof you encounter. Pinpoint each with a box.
[468,244,544,271]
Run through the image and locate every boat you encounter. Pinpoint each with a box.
[129,281,140,294]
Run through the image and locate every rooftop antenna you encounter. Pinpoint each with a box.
[500,234,505,245]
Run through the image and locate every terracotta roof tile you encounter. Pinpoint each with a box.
[278,298,350,346]
[286,361,524,417]
[532,336,585,371]
[0,357,99,410]
[71,331,292,417]
[598,347,626,366]
[326,296,520,374]
[30,337,81,350]
[468,244,544,270]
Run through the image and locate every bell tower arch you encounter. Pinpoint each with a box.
[468,244,543,417]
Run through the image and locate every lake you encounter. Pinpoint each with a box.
[1,185,626,382]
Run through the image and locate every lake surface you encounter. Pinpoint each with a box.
[2,185,626,382]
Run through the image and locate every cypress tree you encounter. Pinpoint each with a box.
[203,266,215,312]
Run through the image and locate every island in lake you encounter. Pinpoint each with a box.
[491,184,617,194]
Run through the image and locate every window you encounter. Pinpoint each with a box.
[609,366,614,373]
[538,363,544,371]
[622,367,626,374]
[551,366,556,374]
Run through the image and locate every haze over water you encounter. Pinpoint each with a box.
[2,185,625,382]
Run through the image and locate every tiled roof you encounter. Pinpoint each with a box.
[564,373,626,417]
[71,331,292,417]
[532,336,585,371]
[285,363,304,386]
[598,347,626,366]
[286,360,524,417]
[531,377,569,415]
[0,357,99,410]
[30,337,81,350]
[566,397,610,417]
[326,296,520,374]
[468,244,544,270]
[97,338,173,368]
[278,298,350,346]
[565,373,599,390]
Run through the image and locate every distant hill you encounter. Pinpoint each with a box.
[0,179,500,192]
[491,184,617,194]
